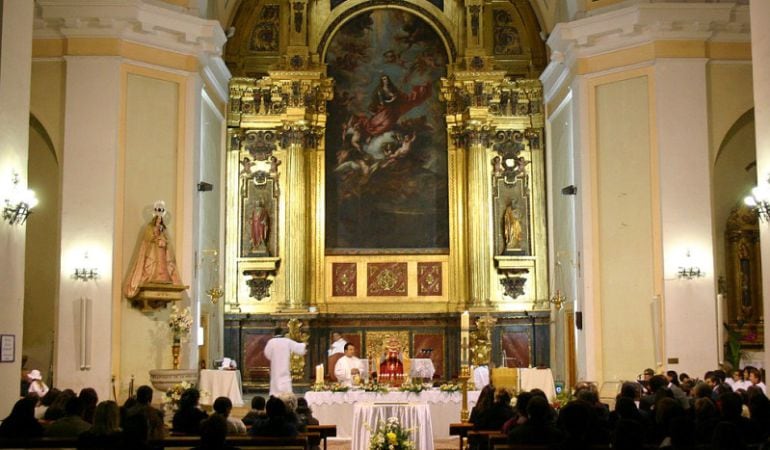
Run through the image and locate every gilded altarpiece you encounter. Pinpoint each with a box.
[222,0,550,388]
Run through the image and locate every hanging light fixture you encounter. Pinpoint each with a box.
[2,172,38,226]
[744,180,770,222]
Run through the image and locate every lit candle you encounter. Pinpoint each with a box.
[461,311,470,331]
[315,364,324,385]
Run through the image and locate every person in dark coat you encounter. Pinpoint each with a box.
[249,396,298,437]
[0,396,44,438]
[172,388,209,435]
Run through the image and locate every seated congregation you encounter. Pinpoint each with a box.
[0,382,322,449]
[467,367,770,449]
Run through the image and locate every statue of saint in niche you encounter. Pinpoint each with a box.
[502,201,523,253]
[123,201,187,309]
[249,199,270,255]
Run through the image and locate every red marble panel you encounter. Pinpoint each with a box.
[367,262,407,296]
[243,333,272,381]
[417,262,442,296]
[413,333,444,378]
[501,331,530,368]
[332,263,357,296]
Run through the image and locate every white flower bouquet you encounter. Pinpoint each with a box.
[168,304,193,342]
[369,416,414,450]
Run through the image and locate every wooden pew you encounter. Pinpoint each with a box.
[467,430,506,450]
[306,424,337,450]
[0,435,310,449]
[449,422,474,450]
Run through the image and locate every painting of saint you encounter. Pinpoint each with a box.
[324,10,449,253]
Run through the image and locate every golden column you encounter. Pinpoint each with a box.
[464,121,495,308]
[282,122,313,310]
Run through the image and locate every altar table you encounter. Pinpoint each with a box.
[305,390,480,439]
[198,369,244,406]
[351,402,433,450]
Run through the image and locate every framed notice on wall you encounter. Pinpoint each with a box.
[1,335,15,363]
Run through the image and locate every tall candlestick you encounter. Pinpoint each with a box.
[461,311,470,331]
[315,364,324,385]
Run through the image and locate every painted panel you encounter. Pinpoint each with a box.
[417,262,442,296]
[324,9,449,253]
[501,331,529,368]
[367,262,408,296]
[332,262,357,296]
[243,332,272,381]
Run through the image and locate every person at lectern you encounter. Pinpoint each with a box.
[334,343,365,386]
[264,327,307,395]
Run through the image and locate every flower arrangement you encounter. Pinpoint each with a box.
[168,304,193,342]
[329,382,350,392]
[368,416,414,450]
[363,381,389,394]
[439,382,462,393]
[398,380,426,394]
[161,381,192,413]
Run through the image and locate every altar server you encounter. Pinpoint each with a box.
[264,327,307,395]
[328,332,347,356]
[334,343,365,386]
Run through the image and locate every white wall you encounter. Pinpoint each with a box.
[655,58,719,377]
[56,57,122,398]
[0,0,34,415]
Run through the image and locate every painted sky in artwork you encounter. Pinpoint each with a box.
[324,9,449,253]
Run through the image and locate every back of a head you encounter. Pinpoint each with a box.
[180,388,201,409]
[92,400,121,435]
[515,391,533,415]
[213,396,232,416]
[615,397,639,420]
[576,389,599,405]
[655,397,682,427]
[620,382,640,400]
[525,396,551,424]
[277,391,298,412]
[693,381,714,399]
[274,327,283,336]
[649,375,668,392]
[495,388,512,406]
[694,397,717,421]
[266,396,287,418]
[64,396,84,417]
[7,397,35,423]
[557,400,592,437]
[78,387,98,406]
[718,392,743,420]
[296,397,311,414]
[200,414,229,448]
[136,385,153,405]
[41,388,61,407]
[252,395,266,411]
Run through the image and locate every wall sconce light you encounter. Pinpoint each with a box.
[677,250,704,280]
[2,172,38,225]
[73,252,99,281]
[744,182,770,222]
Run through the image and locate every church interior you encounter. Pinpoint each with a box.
[2,0,770,425]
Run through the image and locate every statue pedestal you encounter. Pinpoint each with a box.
[149,369,198,392]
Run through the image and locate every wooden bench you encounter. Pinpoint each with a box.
[306,424,336,450]
[0,434,310,449]
[449,422,474,450]
[467,430,506,450]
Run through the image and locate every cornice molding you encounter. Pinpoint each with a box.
[34,0,227,62]
[540,2,750,104]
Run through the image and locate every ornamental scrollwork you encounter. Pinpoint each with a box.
[287,319,310,381]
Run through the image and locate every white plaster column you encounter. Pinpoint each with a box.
[0,0,34,415]
[56,56,122,399]
[655,58,719,377]
[750,0,770,372]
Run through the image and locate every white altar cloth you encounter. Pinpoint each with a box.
[352,403,433,450]
[198,369,244,406]
[409,359,436,380]
[519,368,556,400]
[305,390,480,439]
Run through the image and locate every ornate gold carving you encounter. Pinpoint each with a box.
[332,263,356,296]
[287,319,310,381]
[367,263,407,296]
[417,262,442,296]
[365,331,411,362]
[471,316,496,366]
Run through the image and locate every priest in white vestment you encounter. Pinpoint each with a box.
[264,327,307,395]
[334,343,365,386]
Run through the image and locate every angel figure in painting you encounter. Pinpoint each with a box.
[503,201,523,253]
[123,201,186,302]
[249,199,270,255]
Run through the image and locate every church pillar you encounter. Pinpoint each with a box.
[0,0,34,415]
[750,0,770,373]
[282,124,313,310]
[465,125,494,308]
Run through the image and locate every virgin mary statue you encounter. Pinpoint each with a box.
[123,201,187,310]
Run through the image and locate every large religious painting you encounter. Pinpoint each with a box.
[324,10,449,253]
